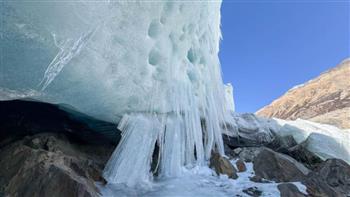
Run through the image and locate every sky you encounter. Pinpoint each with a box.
[219,1,350,113]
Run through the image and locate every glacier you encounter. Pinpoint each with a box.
[1,0,228,187]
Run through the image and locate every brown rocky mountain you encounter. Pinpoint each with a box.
[256,58,350,129]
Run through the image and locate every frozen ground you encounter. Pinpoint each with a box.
[99,159,307,197]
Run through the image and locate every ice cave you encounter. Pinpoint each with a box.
[1,1,349,196]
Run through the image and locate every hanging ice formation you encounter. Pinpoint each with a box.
[102,1,227,185]
[1,1,226,186]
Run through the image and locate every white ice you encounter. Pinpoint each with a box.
[224,83,235,112]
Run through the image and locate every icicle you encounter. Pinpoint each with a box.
[103,114,163,186]
[159,115,185,177]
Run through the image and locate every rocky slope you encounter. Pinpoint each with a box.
[0,132,115,197]
[0,100,118,197]
[256,59,350,129]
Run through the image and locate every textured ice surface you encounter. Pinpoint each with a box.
[1,1,225,123]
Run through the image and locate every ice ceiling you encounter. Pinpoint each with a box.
[1,1,227,122]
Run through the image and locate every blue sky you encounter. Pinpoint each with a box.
[219,1,350,113]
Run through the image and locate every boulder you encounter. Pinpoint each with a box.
[304,159,350,197]
[0,133,114,197]
[223,133,271,148]
[266,135,297,153]
[242,187,262,197]
[223,113,277,148]
[249,175,271,183]
[277,183,306,197]
[210,152,238,179]
[224,143,235,159]
[238,147,263,162]
[233,147,243,155]
[253,148,310,182]
[236,159,247,172]
[286,142,323,170]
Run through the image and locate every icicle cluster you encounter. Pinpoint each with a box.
[104,79,227,186]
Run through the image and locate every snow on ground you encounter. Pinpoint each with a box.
[99,159,308,197]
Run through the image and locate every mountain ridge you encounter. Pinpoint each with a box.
[256,58,350,129]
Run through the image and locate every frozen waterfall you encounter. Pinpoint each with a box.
[1,1,228,186]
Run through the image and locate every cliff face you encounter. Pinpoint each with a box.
[256,59,350,129]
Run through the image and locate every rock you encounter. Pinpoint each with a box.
[236,159,247,172]
[266,135,297,153]
[233,147,243,155]
[210,152,238,179]
[242,187,262,197]
[266,136,323,170]
[249,175,271,183]
[253,148,310,182]
[223,130,273,148]
[238,147,262,162]
[223,113,277,148]
[28,137,41,149]
[0,133,115,197]
[304,159,350,197]
[45,136,58,151]
[224,143,235,159]
[277,183,306,197]
[286,142,323,170]
[6,164,97,197]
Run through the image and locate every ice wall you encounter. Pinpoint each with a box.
[1,1,224,123]
[1,1,226,186]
